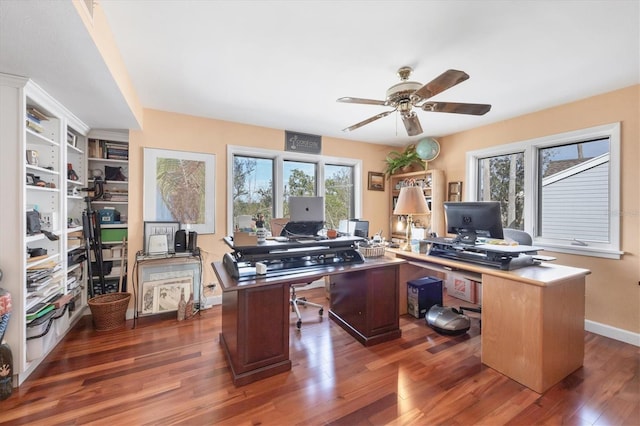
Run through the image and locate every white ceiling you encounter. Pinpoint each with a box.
[1,1,638,146]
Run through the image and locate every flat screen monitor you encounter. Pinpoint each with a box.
[444,201,504,243]
[289,196,325,222]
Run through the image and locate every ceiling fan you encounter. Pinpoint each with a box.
[337,66,491,136]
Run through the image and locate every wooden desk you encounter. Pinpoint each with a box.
[388,249,590,393]
[212,257,405,386]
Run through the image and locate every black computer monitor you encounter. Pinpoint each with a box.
[444,201,504,244]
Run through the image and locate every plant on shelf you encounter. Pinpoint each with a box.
[383,144,425,178]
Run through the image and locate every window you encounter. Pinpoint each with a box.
[228,145,361,235]
[466,123,621,259]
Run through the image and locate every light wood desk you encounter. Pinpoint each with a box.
[387,248,590,393]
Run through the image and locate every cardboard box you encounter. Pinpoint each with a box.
[445,271,478,303]
[407,277,443,319]
[233,231,257,246]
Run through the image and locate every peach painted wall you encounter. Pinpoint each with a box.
[128,109,394,293]
[429,85,640,334]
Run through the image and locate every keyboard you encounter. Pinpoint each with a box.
[424,236,458,245]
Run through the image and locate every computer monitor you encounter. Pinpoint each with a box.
[444,201,504,244]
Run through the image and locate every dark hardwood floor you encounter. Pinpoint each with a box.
[1,287,638,425]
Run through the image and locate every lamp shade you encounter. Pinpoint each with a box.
[393,185,430,215]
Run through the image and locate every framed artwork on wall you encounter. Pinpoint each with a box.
[143,148,216,234]
[368,171,385,191]
[448,181,463,202]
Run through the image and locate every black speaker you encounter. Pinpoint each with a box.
[187,231,197,251]
[174,229,186,252]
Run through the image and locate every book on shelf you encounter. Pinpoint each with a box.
[25,118,44,133]
[26,106,49,121]
[88,139,129,159]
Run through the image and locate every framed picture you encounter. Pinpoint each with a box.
[368,171,385,191]
[136,257,202,316]
[141,276,192,314]
[448,181,463,201]
[143,148,216,234]
[143,221,180,254]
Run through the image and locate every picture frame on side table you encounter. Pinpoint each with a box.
[143,148,216,234]
[143,221,180,255]
[368,171,385,191]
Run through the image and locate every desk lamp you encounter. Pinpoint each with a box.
[393,179,430,251]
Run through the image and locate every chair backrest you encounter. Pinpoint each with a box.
[503,228,533,245]
[270,218,289,237]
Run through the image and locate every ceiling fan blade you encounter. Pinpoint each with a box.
[420,101,492,115]
[337,97,388,106]
[401,112,423,136]
[412,69,470,101]
[342,110,394,132]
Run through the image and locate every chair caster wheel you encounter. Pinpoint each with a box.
[319,308,324,316]
[296,320,302,329]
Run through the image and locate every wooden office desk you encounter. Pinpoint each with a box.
[388,249,590,393]
[212,257,405,386]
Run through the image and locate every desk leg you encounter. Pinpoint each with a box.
[220,284,292,386]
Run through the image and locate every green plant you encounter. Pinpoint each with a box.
[383,144,425,178]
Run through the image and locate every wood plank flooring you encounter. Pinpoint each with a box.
[1,287,638,425]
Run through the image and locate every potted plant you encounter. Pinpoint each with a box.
[383,144,425,178]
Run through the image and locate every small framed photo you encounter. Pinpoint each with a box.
[448,181,463,201]
[368,172,385,191]
[143,221,180,254]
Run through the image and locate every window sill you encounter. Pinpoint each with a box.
[535,242,623,260]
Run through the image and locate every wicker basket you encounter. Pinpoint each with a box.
[358,245,386,258]
[88,292,131,331]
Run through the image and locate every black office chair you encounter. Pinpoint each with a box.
[503,228,533,246]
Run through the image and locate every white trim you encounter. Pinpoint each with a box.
[226,144,362,236]
[585,320,640,347]
[466,123,621,259]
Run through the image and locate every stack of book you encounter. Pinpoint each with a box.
[105,189,128,201]
[26,105,48,133]
[88,139,129,160]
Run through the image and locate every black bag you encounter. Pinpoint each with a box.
[26,211,41,235]
[105,165,126,181]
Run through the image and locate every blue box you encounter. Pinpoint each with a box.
[98,209,120,224]
[407,277,443,319]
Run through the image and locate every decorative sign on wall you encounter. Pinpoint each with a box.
[285,130,322,154]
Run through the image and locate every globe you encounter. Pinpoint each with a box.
[416,137,440,161]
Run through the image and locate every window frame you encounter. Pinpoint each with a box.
[227,145,362,235]
[465,122,621,259]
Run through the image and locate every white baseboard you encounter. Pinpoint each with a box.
[585,320,640,347]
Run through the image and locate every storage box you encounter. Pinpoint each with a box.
[26,311,55,361]
[101,228,128,242]
[407,277,443,319]
[98,208,120,224]
[233,231,257,246]
[445,271,478,303]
